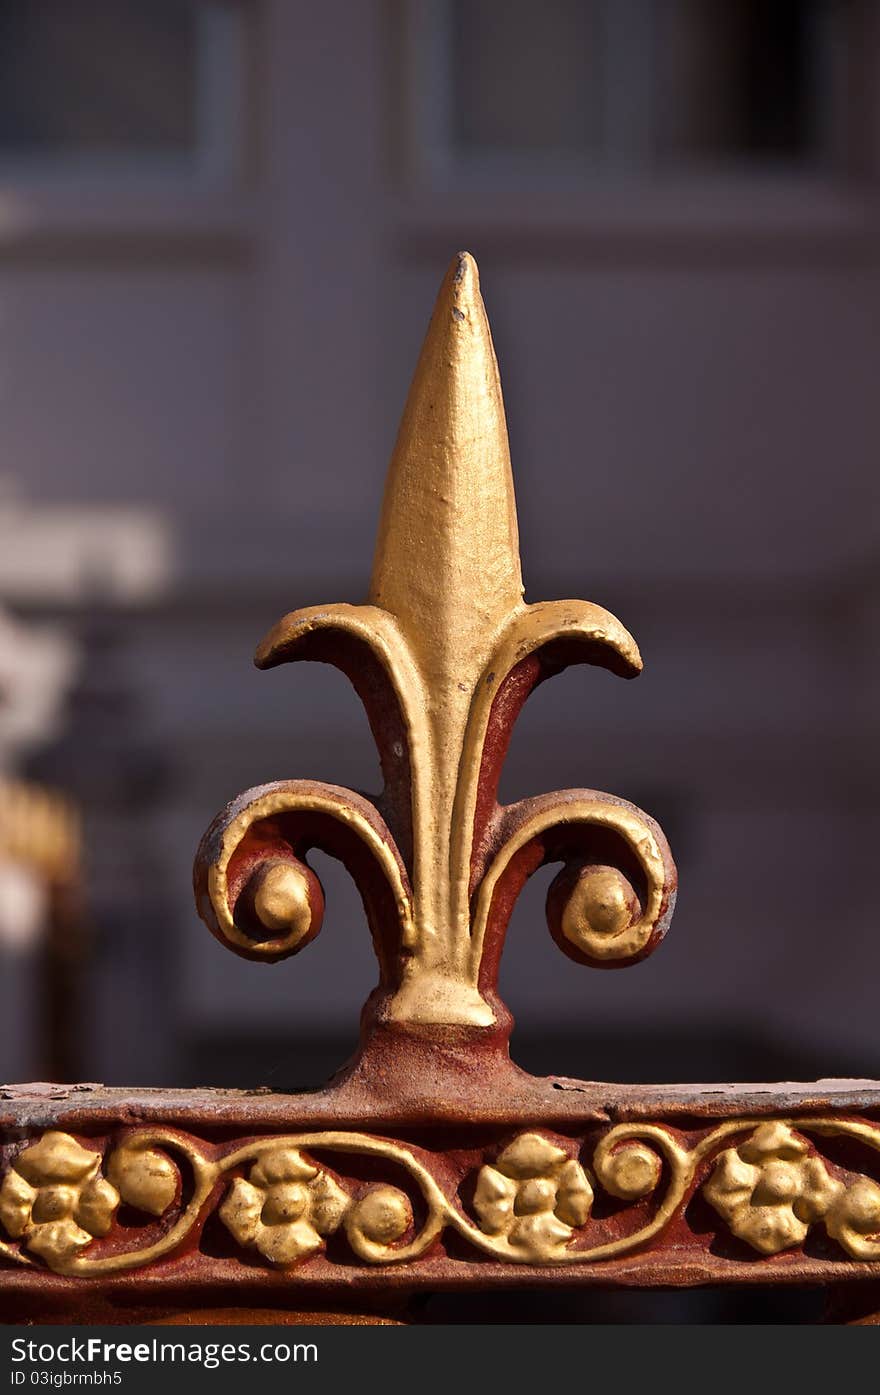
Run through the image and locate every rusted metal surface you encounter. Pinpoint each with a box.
[4,1080,880,1317]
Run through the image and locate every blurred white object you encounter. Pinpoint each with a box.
[0,860,47,953]
[0,481,173,605]
[0,607,76,766]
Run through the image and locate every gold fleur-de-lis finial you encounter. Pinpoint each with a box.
[194,253,676,1048]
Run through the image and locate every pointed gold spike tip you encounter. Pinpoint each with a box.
[369,251,524,681]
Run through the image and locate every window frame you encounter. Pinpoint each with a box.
[0,1,250,185]
[396,0,878,247]
[0,0,256,254]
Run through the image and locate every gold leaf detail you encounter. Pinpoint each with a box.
[26,1219,94,1265]
[76,1176,124,1238]
[257,1219,322,1266]
[509,1212,573,1253]
[15,1131,99,1186]
[703,1125,841,1256]
[309,1172,351,1237]
[0,1168,36,1239]
[826,1178,880,1257]
[219,1178,262,1247]
[471,1132,593,1259]
[555,1159,595,1227]
[496,1133,567,1179]
[473,1166,517,1235]
[108,1146,178,1218]
[0,1130,120,1272]
[251,1148,317,1187]
[219,1149,349,1268]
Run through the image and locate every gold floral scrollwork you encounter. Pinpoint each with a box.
[219,1147,350,1265]
[6,1118,880,1277]
[472,1133,593,1259]
[703,1122,844,1255]
[0,1132,119,1272]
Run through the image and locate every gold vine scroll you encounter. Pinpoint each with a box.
[2,1120,880,1276]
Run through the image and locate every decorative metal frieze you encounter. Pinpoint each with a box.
[4,1117,880,1280]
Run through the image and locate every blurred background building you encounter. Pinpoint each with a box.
[0,0,877,1111]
